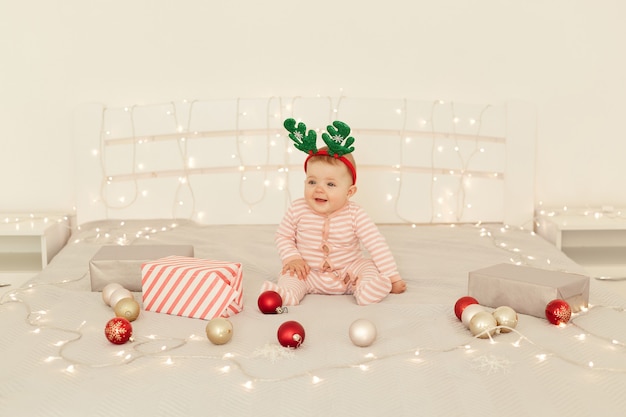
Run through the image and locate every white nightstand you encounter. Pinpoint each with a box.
[0,213,72,272]
[535,207,626,278]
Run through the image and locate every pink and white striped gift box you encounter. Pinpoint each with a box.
[141,256,243,320]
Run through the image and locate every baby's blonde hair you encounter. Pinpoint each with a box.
[306,146,357,175]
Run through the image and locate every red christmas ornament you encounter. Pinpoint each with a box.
[277,320,305,348]
[545,299,572,325]
[258,290,286,314]
[454,296,479,320]
[104,317,133,344]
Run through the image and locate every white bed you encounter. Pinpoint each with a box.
[2,97,625,417]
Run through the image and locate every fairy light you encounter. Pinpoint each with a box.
[11,97,626,407]
[3,251,626,400]
[85,96,508,225]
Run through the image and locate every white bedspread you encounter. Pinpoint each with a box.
[2,220,625,417]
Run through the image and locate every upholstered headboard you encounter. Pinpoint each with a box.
[72,97,536,227]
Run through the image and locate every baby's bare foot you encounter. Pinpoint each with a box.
[391,280,407,294]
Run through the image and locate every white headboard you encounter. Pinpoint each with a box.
[72,97,536,227]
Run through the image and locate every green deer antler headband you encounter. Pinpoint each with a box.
[283,118,357,184]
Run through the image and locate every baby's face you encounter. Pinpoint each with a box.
[303,160,356,216]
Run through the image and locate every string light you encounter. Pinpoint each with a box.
[87,97,508,225]
[6,98,626,402]
[3,221,626,392]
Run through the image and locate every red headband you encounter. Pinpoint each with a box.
[304,149,357,185]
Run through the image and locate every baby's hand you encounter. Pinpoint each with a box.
[391,280,407,294]
[282,259,310,280]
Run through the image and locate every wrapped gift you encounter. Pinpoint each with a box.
[468,263,589,318]
[90,245,194,292]
[141,256,243,320]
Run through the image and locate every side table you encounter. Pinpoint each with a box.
[0,213,72,272]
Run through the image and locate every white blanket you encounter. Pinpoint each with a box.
[1,220,625,417]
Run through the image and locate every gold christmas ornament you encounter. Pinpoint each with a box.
[114,297,141,322]
[205,318,233,345]
[492,306,518,333]
[469,311,497,339]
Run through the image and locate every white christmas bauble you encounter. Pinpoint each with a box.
[206,318,233,345]
[102,283,124,305]
[461,304,485,328]
[349,319,377,347]
[492,306,518,333]
[108,287,133,308]
[469,311,498,339]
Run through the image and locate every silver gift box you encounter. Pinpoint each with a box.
[468,263,589,318]
[89,245,194,291]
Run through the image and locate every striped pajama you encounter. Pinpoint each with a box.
[261,199,401,306]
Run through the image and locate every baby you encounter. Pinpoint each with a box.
[260,119,407,306]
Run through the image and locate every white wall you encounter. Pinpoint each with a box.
[1,0,625,214]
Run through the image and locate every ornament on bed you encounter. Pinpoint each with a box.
[257,290,287,314]
[454,296,479,320]
[277,320,305,348]
[205,318,234,345]
[102,282,125,306]
[545,299,572,325]
[114,297,141,322]
[108,287,134,309]
[492,306,518,332]
[469,311,498,339]
[284,118,358,184]
[461,303,485,327]
[348,319,377,347]
[104,317,133,345]
[455,296,518,338]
